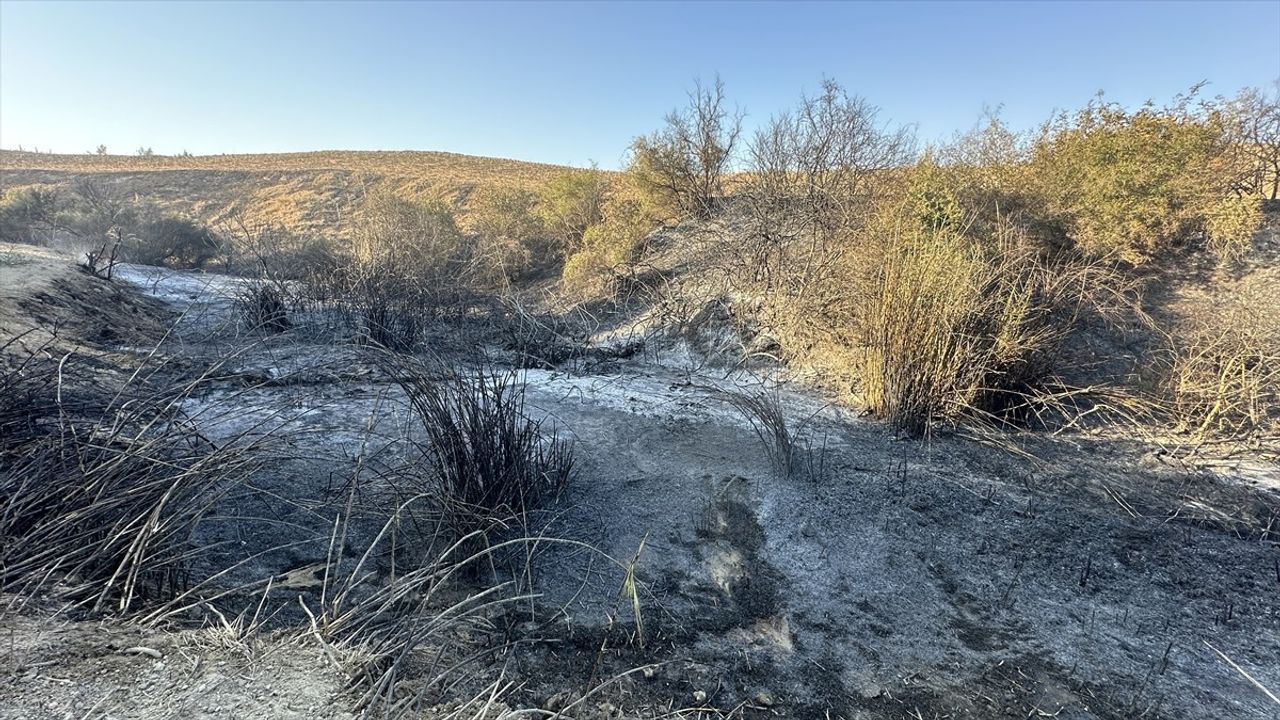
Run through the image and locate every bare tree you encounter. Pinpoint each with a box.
[1225,84,1280,200]
[630,75,743,220]
[743,78,916,287]
[72,179,136,279]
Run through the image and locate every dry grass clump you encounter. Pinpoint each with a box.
[845,218,1127,434]
[0,332,61,446]
[0,351,259,612]
[719,383,827,481]
[304,503,647,718]
[236,281,291,332]
[1165,288,1280,442]
[303,505,546,717]
[385,356,573,544]
[720,384,800,477]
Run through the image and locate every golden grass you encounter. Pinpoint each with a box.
[0,148,573,182]
[0,149,597,238]
[1166,284,1280,440]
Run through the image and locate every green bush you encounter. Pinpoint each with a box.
[124,215,223,268]
[561,184,656,296]
[536,169,607,254]
[629,76,742,221]
[0,185,62,245]
[1029,93,1251,263]
[469,187,548,281]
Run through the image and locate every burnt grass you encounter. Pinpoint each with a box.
[3,261,1278,720]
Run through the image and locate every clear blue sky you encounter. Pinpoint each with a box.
[2,1,1277,167]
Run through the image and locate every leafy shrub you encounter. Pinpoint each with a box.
[0,181,220,270]
[929,114,1046,236]
[536,168,608,254]
[754,155,1128,434]
[561,183,656,296]
[1029,92,1254,263]
[468,187,548,281]
[64,178,138,241]
[124,215,224,268]
[1204,195,1264,262]
[285,234,341,278]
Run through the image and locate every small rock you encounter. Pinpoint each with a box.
[754,691,775,707]
[642,665,657,679]
[692,690,707,704]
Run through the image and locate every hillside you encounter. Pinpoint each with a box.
[0,149,584,237]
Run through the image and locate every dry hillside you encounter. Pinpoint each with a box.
[0,149,585,238]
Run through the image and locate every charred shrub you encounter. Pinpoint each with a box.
[387,357,573,544]
[237,282,291,332]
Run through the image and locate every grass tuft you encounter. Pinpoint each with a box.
[384,355,573,545]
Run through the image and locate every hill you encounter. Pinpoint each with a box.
[0,149,586,238]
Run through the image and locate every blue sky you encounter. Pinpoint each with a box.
[1,1,1277,167]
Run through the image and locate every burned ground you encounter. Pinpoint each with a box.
[1,250,1277,719]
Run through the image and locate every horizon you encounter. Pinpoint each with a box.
[2,0,1278,169]
[0,146,583,167]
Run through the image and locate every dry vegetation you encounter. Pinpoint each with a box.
[2,76,1279,719]
[4,80,1276,442]
[0,149,588,239]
